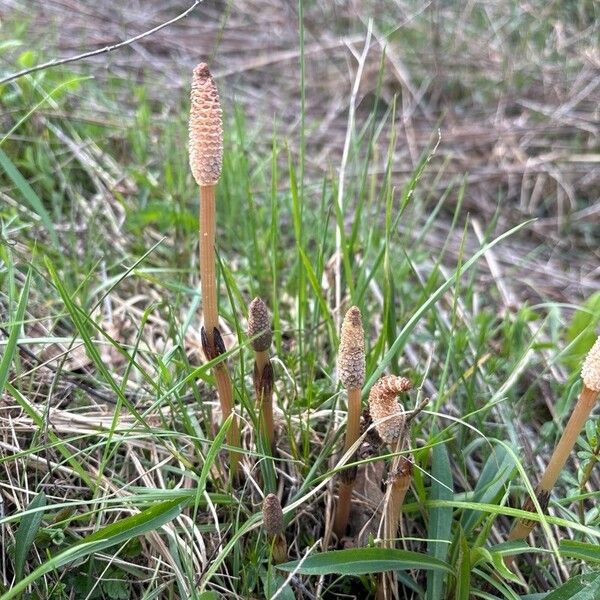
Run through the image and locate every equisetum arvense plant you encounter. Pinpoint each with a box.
[189,63,240,475]
[505,335,600,566]
[247,297,275,449]
[263,493,287,564]
[368,374,413,549]
[333,306,366,539]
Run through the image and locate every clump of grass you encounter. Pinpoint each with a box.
[262,493,287,564]
[189,63,240,476]
[505,335,600,564]
[247,297,275,449]
[5,13,600,598]
[333,306,365,539]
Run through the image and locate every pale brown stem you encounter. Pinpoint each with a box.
[255,349,274,448]
[269,534,288,564]
[345,388,361,452]
[200,185,218,345]
[199,184,239,476]
[255,350,269,378]
[333,481,354,539]
[333,387,362,539]
[214,365,240,474]
[537,386,598,492]
[384,465,411,548]
[505,385,599,567]
[378,453,411,600]
[507,519,536,544]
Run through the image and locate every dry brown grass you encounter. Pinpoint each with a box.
[2,0,597,305]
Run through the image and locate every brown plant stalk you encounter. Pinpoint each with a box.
[248,297,275,449]
[333,307,366,539]
[368,375,413,548]
[505,335,600,566]
[189,63,240,475]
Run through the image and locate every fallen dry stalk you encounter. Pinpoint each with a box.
[505,336,600,566]
[189,63,240,475]
[248,297,275,449]
[333,307,366,539]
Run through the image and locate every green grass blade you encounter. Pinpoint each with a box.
[0,148,58,246]
[364,219,534,392]
[0,497,186,600]
[0,268,30,397]
[6,382,95,488]
[544,572,600,600]
[276,548,452,576]
[461,444,515,534]
[14,491,46,581]
[558,540,600,563]
[454,532,470,600]
[426,439,453,600]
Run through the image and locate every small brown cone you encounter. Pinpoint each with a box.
[337,306,366,391]
[263,494,284,537]
[189,63,223,186]
[248,297,272,352]
[263,494,287,564]
[368,375,412,446]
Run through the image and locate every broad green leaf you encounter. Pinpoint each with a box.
[0,269,30,397]
[426,439,453,600]
[262,571,295,600]
[14,492,46,581]
[544,572,600,600]
[277,548,452,576]
[461,444,515,533]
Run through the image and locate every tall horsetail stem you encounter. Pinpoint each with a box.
[189,63,240,476]
[505,336,600,566]
[333,306,366,539]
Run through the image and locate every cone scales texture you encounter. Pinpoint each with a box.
[248,297,272,352]
[189,63,223,186]
[582,336,600,392]
[368,375,412,445]
[263,494,284,537]
[337,306,365,390]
